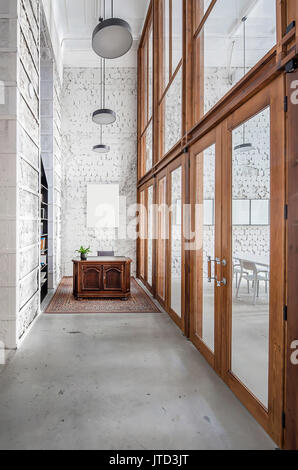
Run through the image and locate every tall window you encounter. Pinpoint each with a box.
[159,0,183,157]
[193,0,277,122]
[139,14,153,178]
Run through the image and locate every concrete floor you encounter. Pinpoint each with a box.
[197,279,270,407]
[0,303,276,450]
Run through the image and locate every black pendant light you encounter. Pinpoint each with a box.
[93,145,111,153]
[92,125,110,154]
[92,0,133,59]
[92,57,116,125]
[92,57,111,154]
[234,17,254,154]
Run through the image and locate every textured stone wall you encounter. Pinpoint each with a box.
[0,0,60,346]
[17,0,40,339]
[52,66,63,286]
[61,67,138,276]
[0,0,18,348]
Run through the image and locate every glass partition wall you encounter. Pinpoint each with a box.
[193,0,277,122]
[190,140,217,361]
[231,107,271,408]
[138,182,154,292]
[170,167,182,317]
[137,0,290,447]
[222,81,285,445]
[138,7,153,179]
[139,190,146,281]
[169,163,184,323]
[155,158,186,327]
[159,0,183,158]
[156,174,167,305]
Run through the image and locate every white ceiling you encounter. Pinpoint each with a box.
[204,0,277,68]
[50,0,150,68]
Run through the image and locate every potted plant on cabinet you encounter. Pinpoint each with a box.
[76,246,91,261]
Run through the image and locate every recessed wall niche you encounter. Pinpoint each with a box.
[40,13,63,292]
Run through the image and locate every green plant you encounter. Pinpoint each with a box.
[76,246,91,255]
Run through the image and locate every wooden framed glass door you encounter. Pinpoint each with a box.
[139,189,146,282]
[168,157,186,331]
[189,127,222,370]
[156,170,168,307]
[221,76,286,447]
[189,77,286,446]
[138,181,154,293]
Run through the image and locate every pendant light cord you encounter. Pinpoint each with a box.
[103,0,106,108]
[242,16,247,144]
[243,16,246,77]
[100,57,103,144]
[111,0,114,18]
[100,0,106,144]
[104,59,106,108]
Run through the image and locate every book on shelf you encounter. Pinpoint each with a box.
[40,237,46,251]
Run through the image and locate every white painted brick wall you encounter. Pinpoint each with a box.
[61,67,138,276]
[17,0,40,340]
[0,0,18,348]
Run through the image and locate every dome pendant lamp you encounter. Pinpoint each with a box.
[92,57,116,125]
[92,0,133,59]
[92,125,110,154]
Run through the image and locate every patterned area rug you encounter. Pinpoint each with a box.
[45,277,162,314]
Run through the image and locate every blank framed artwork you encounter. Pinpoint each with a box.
[204,199,214,226]
[232,200,250,226]
[87,184,120,228]
[251,199,270,225]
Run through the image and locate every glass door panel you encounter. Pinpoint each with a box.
[189,79,285,446]
[170,166,182,317]
[139,190,146,280]
[147,185,153,287]
[222,78,285,446]
[192,143,216,354]
[157,177,167,302]
[231,107,270,408]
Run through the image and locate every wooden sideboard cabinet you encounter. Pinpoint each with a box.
[73,257,132,300]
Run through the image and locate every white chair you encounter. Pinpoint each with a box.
[236,260,269,305]
[233,258,251,290]
[233,260,245,289]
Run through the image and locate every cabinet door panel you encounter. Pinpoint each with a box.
[103,266,123,291]
[81,266,102,291]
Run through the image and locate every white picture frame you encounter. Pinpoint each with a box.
[251,199,270,226]
[87,184,120,228]
[233,200,250,226]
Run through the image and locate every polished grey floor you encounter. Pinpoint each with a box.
[0,309,275,450]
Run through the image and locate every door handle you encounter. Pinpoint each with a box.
[216,258,227,287]
[208,256,227,286]
[207,256,217,283]
[216,277,227,287]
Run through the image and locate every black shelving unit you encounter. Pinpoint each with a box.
[40,161,49,304]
